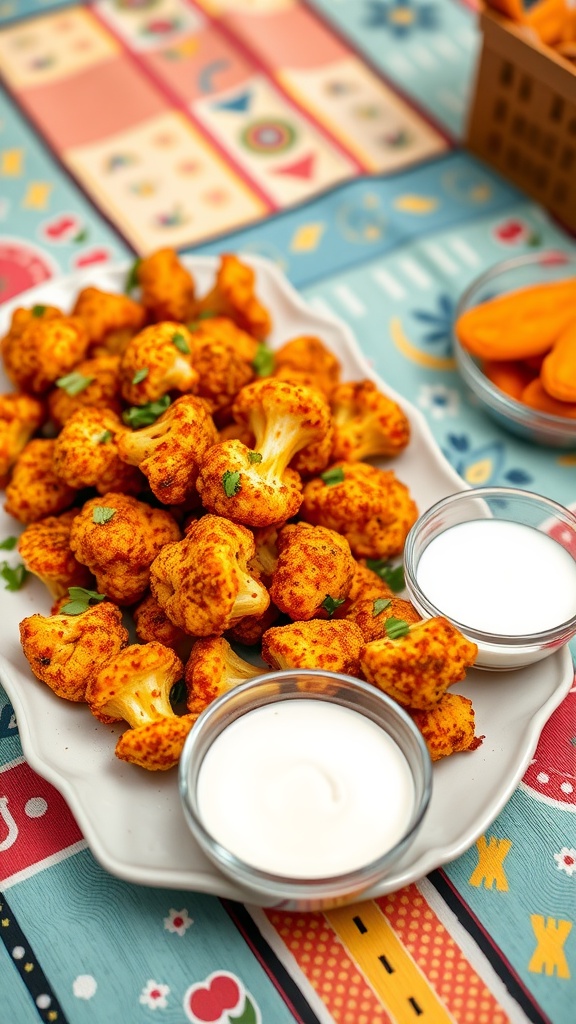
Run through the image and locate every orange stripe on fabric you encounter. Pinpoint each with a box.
[376,885,511,1024]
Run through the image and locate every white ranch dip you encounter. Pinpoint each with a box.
[196,699,415,878]
[416,519,576,635]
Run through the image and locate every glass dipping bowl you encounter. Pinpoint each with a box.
[453,251,576,449]
[179,670,432,910]
[404,486,576,671]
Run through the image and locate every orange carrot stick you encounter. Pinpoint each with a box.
[483,359,538,400]
[521,378,576,418]
[540,320,576,402]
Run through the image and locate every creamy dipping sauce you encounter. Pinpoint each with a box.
[416,519,576,635]
[196,699,415,878]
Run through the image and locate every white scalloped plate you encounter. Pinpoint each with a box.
[0,255,572,903]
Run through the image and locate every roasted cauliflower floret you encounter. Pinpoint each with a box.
[273,335,341,397]
[197,379,331,527]
[191,316,259,364]
[133,592,193,659]
[185,637,263,714]
[225,602,280,647]
[269,521,355,621]
[47,354,123,429]
[69,492,181,605]
[341,594,420,644]
[137,248,196,323]
[189,332,254,420]
[116,394,217,505]
[85,641,196,771]
[1,304,63,361]
[301,461,418,560]
[330,379,410,461]
[18,509,93,599]
[19,601,128,702]
[197,254,271,340]
[53,408,143,495]
[0,392,45,487]
[72,287,146,352]
[2,315,89,395]
[150,514,269,637]
[119,322,198,406]
[262,619,364,676]
[360,616,478,710]
[4,439,76,524]
[407,693,484,761]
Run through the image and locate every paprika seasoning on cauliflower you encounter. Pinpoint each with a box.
[197,253,271,340]
[0,392,45,487]
[119,322,198,406]
[269,521,355,621]
[407,693,483,761]
[273,335,341,397]
[150,514,269,637]
[3,315,90,395]
[116,394,218,506]
[136,248,197,323]
[69,492,181,606]
[330,379,410,461]
[5,438,77,524]
[72,286,146,354]
[18,509,93,601]
[53,407,143,495]
[262,618,365,677]
[185,636,263,715]
[197,379,332,527]
[47,354,123,429]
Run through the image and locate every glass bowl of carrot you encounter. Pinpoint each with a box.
[453,251,576,449]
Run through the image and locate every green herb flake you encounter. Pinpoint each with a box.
[32,304,46,317]
[372,597,392,617]
[172,331,190,355]
[0,536,18,551]
[55,372,94,396]
[92,506,116,525]
[187,310,216,330]
[366,559,405,593]
[252,343,275,378]
[320,466,345,487]
[385,616,410,640]
[321,594,346,617]
[222,470,242,497]
[124,258,141,295]
[122,395,171,429]
[132,367,149,385]
[0,561,29,592]
[62,587,106,615]
[247,451,262,464]
[170,679,187,706]
[96,430,113,445]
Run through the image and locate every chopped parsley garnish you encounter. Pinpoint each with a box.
[92,506,116,525]
[372,597,392,617]
[62,587,106,616]
[321,594,346,617]
[222,470,242,497]
[187,310,216,330]
[0,536,18,551]
[0,561,28,591]
[252,343,275,378]
[320,466,345,486]
[132,367,149,385]
[122,395,171,428]
[172,331,190,355]
[32,304,46,317]
[385,617,410,640]
[124,258,141,295]
[55,372,94,396]
[366,559,405,593]
[96,430,113,444]
[247,451,262,464]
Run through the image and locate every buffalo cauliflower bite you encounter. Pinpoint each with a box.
[53,408,143,495]
[4,439,76,524]
[185,637,263,714]
[85,641,196,771]
[19,601,128,702]
[2,315,89,395]
[0,392,45,487]
[137,248,196,323]
[133,592,193,659]
[262,619,364,676]
[330,379,410,461]
[301,461,418,560]
[360,616,478,710]
[72,287,146,352]
[188,333,254,420]
[69,492,181,606]
[197,379,331,527]
[119,322,198,406]
[150,514,269,637]
[269,521,355,621]
[116,394,218,505]
[408,693,484,761]
[47,354,123,429]
[197,254,271,340]
[273,336,341,397]
[18,509,93,599]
